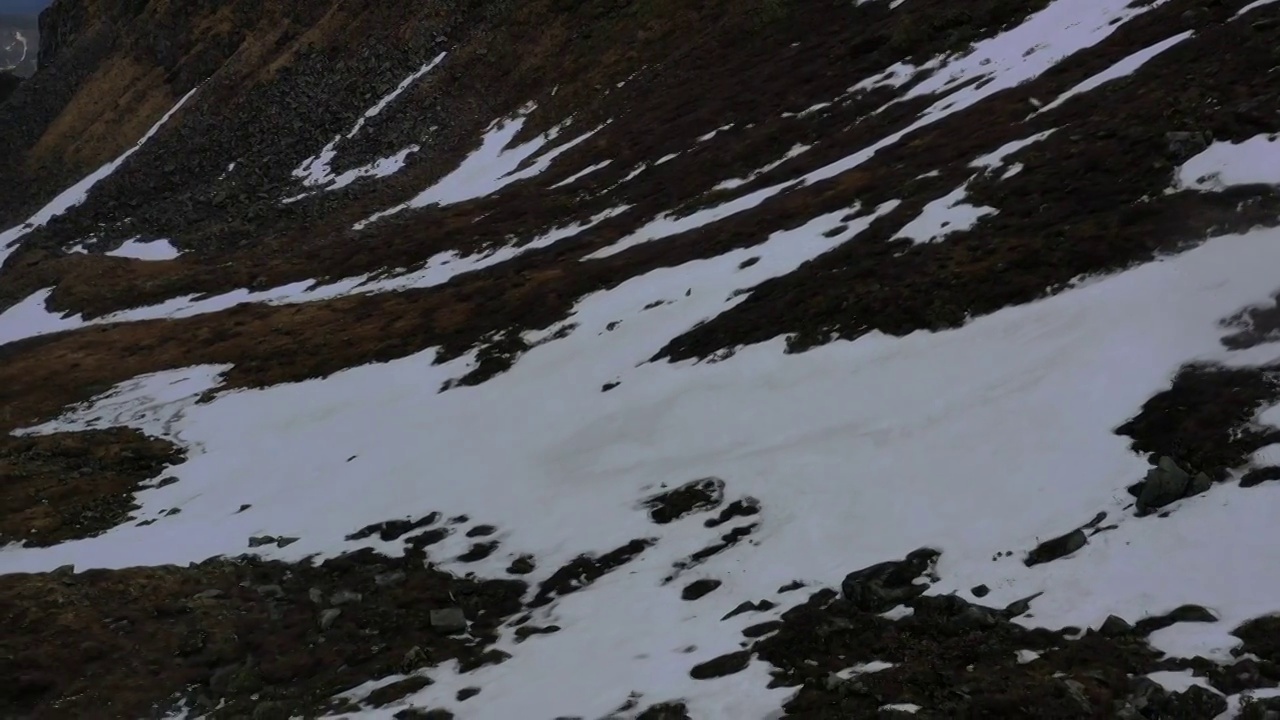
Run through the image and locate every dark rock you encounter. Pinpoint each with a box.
[1188,471,1213,496]
[429,607,468,634]
[330,589,362,605]
[256,584,284,599]
[1025,529,1087,566]
[507,555,536,574]
[1099,614,1133,636]
[971,584,990,598]
[742,620,784,637]
[841,547,940,612]
[248,535,277,548]
[1241,466,1280,487]
[318,608,341,631]
[465,524,497,537]
[375,571,406,588]
[275,536,299,548]
[689,650,751,679]
[1136,456,1192,513]
[681,579,722,601]
[1134,604,1218,634]
[252,702,290,720]
[643,477,726,524]
[456,687,480,701]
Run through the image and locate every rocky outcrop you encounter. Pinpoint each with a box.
[0,70,19,102]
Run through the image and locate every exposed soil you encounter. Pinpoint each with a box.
[0,428,183,547]
[0,549,525,719]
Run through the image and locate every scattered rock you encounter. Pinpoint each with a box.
[364,676,432,707]
[971,584,989,598]
[330,589,362,605]
[1134,604,1218,634]
[643,477,726,524]
[841,548,940,612]
[318,608,342,631]
[1166,130,1212,159]
[1099,614,1134,637]
[192,588,225,600]
[248,536,277,548]
[722,599,776,620]
[256,584,284,599]
[457,541,499,562]
[465,524,497,537]
[275,536,299,548]
[1025,529,1087,566]
[429,607,468,634]
[1136,456,1193,513]
[681,579,722,601]
[456,687,481,701]
[375,571,407,588]
[507,555,536,575]
[689,650,752,679]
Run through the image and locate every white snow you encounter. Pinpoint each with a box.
[969,130,1057,172]
[1235,0,1280,17]
[697,124,734,142]
[1015,649,1041,664]
[105,237,182,261]
[1034,31,1194,115]
[1175,133,1280,191]
[835,660,895,679]
[550,160,612,188]
[1145,669,1218,694]
[356,107,602,229]
[0,289,83,346]
[11,215,1280,718]
[582,180,803,260]
[0,85,200,264]
[713,144,811,192]
[892,180,997,243]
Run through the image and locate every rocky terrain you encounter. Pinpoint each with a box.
[3,0,1280,717]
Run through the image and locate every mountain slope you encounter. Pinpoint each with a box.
[2,0,1280,718]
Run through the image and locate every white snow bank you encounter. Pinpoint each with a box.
[356,106,602,229]
[106,237,182,261]
[892,180,996,243]
[1175,133,1280,191]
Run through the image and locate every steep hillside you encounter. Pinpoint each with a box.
[2,0,1280,717]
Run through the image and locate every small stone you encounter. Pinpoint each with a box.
[319,608,342,631]
[193,589,225,600]
[248,535,276,548]
[375,571,407,588]
[252,701,289,720]
[689,650,751,679]
[1188,471,1212,496]
[681,579,722,601]
[457,687,481,701]
[275,536,299,548]
[971,584,990,598]
[308,587,324,604]
[430,607,468,634]
[51,564,75,577]
[256,584,284,599]
[507,555,536,575]
[330,590,363,605]
[1025,529,1086,566]
[1100,614,1133,636]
